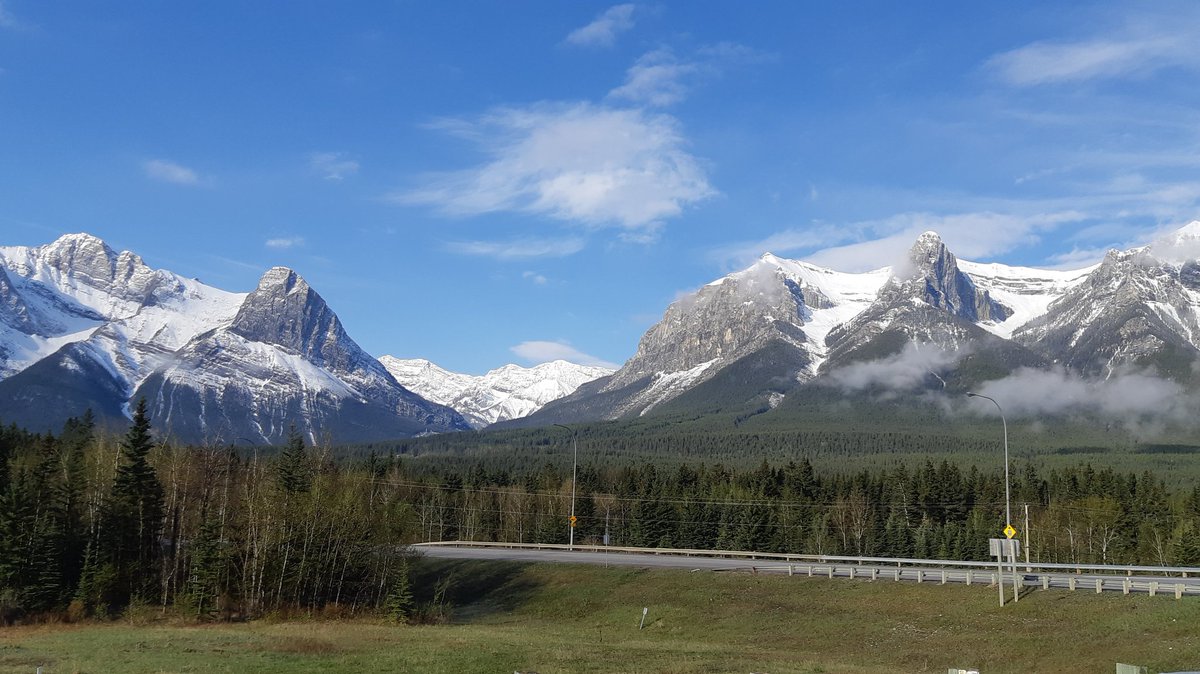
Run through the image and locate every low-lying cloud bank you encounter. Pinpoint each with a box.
[973,366,1188,420]
[827,343,963,392]
[824,343,1195,424]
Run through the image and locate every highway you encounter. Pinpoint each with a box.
[416,543,1200,597]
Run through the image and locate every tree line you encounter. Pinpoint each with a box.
[2,405,1199,623]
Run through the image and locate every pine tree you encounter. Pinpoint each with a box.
[187,515,224,618]
[108,398,165,607]
[384,559,414,623]
[277,424,312,494]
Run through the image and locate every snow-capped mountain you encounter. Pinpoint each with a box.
[379,356,612,428]
[0,234,469,442]
[821,231,1048,372]
[518,224,1200,427]
[0,233,243,382]
[1014,223,1200,379]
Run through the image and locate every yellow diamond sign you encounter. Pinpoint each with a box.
[1003,524,1017,539]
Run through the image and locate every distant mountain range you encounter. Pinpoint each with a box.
[379,357,612,428]
[509,222,1200,428]
[4,225,1199,442]
[0,234,471,443]
[0,233,613,443]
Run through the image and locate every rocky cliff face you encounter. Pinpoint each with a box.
[1015,236,1200,379]
[823,232,1020,368]
[135,267,469,444]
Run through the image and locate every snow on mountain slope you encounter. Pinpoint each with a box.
[380,356,613,427]
[135,267,469,444]
[749,253,892,370]
[0,233,244,385]
[958,260,1096,339]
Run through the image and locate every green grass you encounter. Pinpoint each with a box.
[4,560,1200,673]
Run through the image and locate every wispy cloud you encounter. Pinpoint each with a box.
[445,236,585,260]
[986,10,1200,86]
[143,159,202,186]
[0,1,29,30]
[522,270,549,285]
[607,48,696,107]
[265,237,304,249]
[395,103,714,234]
[607,42,773,108]
[564,4,635,48]
[310,152,359,181]
[712,210,1085,272]
[510,340,620,369]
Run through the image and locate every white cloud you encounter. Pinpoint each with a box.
[511,340,620,369]
[607,48,696,107]
[396,102,714,233]
[1043,246,1109,270]
[565,4,635,48]
[712,210,1085,272]
[310,152,359,181]
[804,212,1082,272]
[975,366,1190,420]
[445,236,585,259]
[143,159,202,186]
[607,43,771,108]
[522,271,549,285]
[827,343,966,392]
[988,37,1186,86]
[986,9,1200,87]
[265,237,304,249]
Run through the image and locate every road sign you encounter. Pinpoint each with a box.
[569,515,577,523]
[1004,524,1016,539]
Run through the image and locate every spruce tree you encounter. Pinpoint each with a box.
[384,559,414,623]
[187,515,224,618]
[277,424,311,494]
[108,398,165,607]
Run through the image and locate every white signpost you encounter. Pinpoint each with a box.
[990,537,1021,606]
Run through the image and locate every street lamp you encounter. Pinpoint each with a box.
[553,424,578,551]
[967,392,1020,605]
[965,393,1010,529]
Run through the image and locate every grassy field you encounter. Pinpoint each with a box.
[3,560,1200,673]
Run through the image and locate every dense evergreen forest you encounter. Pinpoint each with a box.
[3,404,1200,624]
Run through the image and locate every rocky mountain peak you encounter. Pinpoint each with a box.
[28,232,166,306]
[230,267,354,370]
[888,231,1010,322]
[904,231,952,276]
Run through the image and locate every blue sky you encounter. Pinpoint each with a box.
[3,2,1200,374]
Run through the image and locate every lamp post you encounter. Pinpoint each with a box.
[966,393,1010,529]
[967,392,1018,604]
[553,424,578,551]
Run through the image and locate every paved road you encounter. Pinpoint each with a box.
[416,544,1200,597]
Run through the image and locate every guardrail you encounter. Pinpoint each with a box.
[414,540,1200,579]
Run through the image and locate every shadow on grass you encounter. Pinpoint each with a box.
[409,558,540,623]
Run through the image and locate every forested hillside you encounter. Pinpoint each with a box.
[4,405,1200,623]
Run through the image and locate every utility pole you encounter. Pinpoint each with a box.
[1024,504,1031,571]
